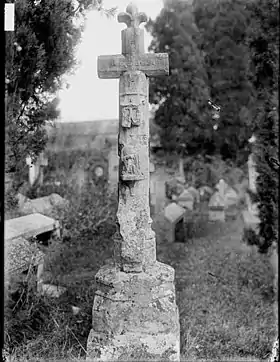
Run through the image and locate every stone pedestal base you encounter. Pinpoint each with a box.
[86,261,180,361]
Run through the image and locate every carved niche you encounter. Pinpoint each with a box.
[122,105,141,128]
[120,145,144,181]
[120,71,147,128]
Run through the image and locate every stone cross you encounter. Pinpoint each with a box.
[86,3,180,361]
[98,2,168,273]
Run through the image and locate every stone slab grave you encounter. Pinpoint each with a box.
[86,3,180,361]
[164,202,186,243]
[5,213,61,243]
[208,191,225,222]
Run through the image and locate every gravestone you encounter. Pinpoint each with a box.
[26,152,48,187]
[108,145,119,191]
[179,157,185,183]
[208,192,225,221]
[199,185,214,200]
[215,179,238,208]
[86,4,180,361]
[165,178,185,200]
[177,189,194,211]
[187,186,200,204]
[155,179,167,214]
[248,153,258,193]
[164,202,186,243]
[5,172,15,192]
[215,179,226,196]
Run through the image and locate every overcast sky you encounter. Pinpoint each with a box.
[58,0,164,122]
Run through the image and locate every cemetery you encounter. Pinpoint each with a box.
[4,1,278,362]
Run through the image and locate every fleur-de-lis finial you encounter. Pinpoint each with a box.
[118,2,147,28]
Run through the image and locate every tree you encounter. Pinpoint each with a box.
[193,0,256,162]
[145,0,212,158]
[5,0,116,187]
[245,0,279,253]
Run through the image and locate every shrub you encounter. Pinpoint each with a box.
[183,154,245,189]
[244,97,279,254]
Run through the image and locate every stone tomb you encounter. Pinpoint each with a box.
[5,213,62,296]
[164,202,186,243]
[208,192,225,222]
[86,3,180,361]
[5,236,44,293]
[5,213,61,242]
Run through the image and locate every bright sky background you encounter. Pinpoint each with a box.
[58,0,164,122]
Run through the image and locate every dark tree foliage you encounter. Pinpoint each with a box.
[246,0,279,253]
[193,0,256,161]
[5,0,116,185]
[146,0,212,157]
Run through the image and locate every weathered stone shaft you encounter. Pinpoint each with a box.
[114,70,155,273]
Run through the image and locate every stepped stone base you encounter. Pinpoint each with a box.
[86,261,180,361]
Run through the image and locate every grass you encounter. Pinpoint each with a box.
[4,150,277,361]
[157,215,276,361]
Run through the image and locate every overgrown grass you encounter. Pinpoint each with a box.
[4,151,276,361]
[5,177,117,361]
[157,216,276,361]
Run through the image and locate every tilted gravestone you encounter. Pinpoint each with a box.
[177,189,194,211]
[86,3,180,360]
[108,145,119,191]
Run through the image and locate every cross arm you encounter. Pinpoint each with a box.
[98,55,126,79]
[98,53,169,79]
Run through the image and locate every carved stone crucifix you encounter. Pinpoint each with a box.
[98,2,169,273]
